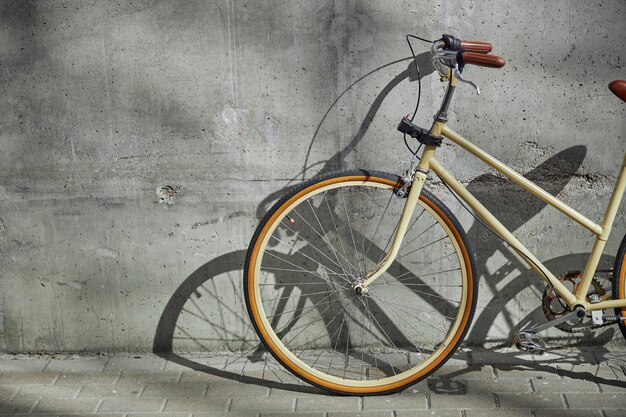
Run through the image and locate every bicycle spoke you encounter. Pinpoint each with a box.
[277,218,355,281]
[367,294,453,334]
[367,288,429,360]
[378,282,461,303]
[369,288,442,349]
[355,295,410,375]
[264,246,350,287]
[324,195,360,277]
[340,189,363,275]
[265,295,340,320]
[261,266,351,277]
[400,235,449,258]
[364,192,395,261]
[399,220,438,251]
[306,198,361,279]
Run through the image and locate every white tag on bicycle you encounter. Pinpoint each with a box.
[591,310,603,325]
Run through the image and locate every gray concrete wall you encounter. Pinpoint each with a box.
[0,0,625,353]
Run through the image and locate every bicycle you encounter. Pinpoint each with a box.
[243,34,626,395]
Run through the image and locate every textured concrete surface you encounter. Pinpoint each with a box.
[0,351,623,416]
[0,0,625,353]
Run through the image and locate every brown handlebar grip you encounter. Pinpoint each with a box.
[460,40,492,53]
[460,51,506,68]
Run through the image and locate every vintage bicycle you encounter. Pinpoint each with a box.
[243,34,626,395]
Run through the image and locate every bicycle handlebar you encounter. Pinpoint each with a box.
[459,51,506,68]
[441,34,493,53]
[460,40,492,53]
[433,34,506,72]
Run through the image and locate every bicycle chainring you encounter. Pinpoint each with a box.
[542,271,606,333]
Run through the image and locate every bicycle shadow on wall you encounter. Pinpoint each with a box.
[153,53,617,390]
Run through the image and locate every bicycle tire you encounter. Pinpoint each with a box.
[244,169,478,395]
[612,233,626,340]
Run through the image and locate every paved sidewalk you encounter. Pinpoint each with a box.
[0,349,624,417]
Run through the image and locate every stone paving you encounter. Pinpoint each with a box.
[0,349,624,417]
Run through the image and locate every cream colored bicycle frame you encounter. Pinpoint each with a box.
[362,86,626,312]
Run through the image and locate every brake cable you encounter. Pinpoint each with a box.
[403,34,438,157]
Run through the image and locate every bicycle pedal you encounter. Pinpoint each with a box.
[513,331,546,355]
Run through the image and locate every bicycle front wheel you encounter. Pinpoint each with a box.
[244,169,477,395]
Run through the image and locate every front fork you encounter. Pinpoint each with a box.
[356,127,443,293]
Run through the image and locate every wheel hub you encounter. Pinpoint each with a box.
[352,276,368,295]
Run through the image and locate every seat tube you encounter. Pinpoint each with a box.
[578,154,626,299]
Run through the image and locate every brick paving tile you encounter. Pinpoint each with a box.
[564,393,626,409]
[362,395,427,411]
[33,399,99,414]
[496,393,565,409]
[429,393,496,409]
[295,396,359,412]
[395,411,459,417]
[464,410,531,417]
[55,372,119,385]
[164,398,230,413]
[262,413,323,417]
[222,358,265,375]
[98,398,164,413]
[597,379,626,392]
[45,358,107,373]
[180,371,234,383]
[15,384,80,399]
[0,373,59,385]
[57,414,124,417]
[0,385,20,400]
[0,359,49,373]
[535,351,598,365]
[250,367,304,385]
[206,381,269,397]
[268,387,333,398]
[431,365,495,379]
[394,380,429,395]
[492,366,561,379]
[117,370,181,385]
[142,382,208,398]
[126,414,191,417]
[534,410,603,417]
[0,399,36,414]
[104,357,168,371]
[328,412,393,417]
[228,397,294,413]
[557,364,625,380]
[469,352,535,365]
[163,357,225,371]
[78,384,142,398]
[190,414,227,417]
[531,378,600,393]
[466,378,532,393]
[425,378,468,395]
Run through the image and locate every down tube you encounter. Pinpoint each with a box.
[428,157,579,308]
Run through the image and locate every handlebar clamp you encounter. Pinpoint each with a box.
[441,34,462,51]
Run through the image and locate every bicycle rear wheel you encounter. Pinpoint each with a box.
[244,169,477,395]
[612,234,626,340]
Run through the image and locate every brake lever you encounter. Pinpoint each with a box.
[453,66,480,95]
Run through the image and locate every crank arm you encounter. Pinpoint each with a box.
[525,308,585,334]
